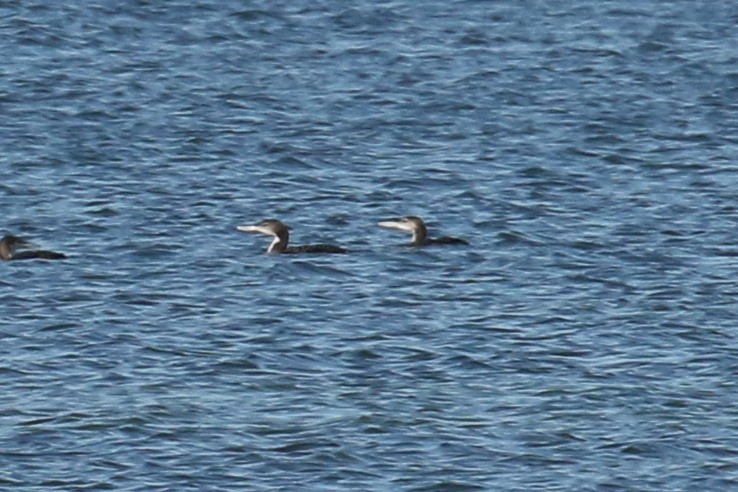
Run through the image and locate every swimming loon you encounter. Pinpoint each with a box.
[377,216,468,247]
[237,219,348,254]
[0,234,67,260]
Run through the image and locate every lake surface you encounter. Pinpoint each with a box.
[2,1,737,490]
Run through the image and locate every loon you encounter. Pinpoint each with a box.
[377,216,469,247]
[0,234,67,260]
[237,219,348,254]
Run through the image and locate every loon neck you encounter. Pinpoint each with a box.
[267,229,289,253]
[0,240,12,260]
[410,222,427,245]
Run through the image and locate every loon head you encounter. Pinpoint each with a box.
[237,219,290,253]
[0,234,34,260]
[377,216,427,245]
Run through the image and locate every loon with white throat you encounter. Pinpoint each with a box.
[237,219,348,254]
[377,216,468,247]
[1,234,67,260]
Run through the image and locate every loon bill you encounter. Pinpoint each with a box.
[0,234,67,260]
[377,215,468,247]
[237,219,348,254]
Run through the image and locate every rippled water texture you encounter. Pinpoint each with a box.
[2,1,738,490]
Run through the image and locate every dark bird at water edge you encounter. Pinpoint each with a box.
[1,235,67,260]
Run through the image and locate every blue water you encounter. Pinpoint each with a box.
[2,1,738,490]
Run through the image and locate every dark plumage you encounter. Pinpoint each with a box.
[0,234,66,261]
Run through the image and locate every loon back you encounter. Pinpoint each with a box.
[427,236,469,246]
[11,250,67,260]
[284,244,348,254]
